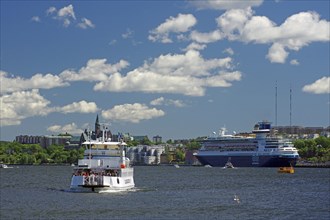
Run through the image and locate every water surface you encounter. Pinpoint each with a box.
[1,166,329,219]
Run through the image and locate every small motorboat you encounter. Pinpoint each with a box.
[223,157,235,169]
[278,166,294,174]
[223,161,235,169]
[0,164,13,169]
[234,195,240,204]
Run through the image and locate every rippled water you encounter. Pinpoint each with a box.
[1,165,329,219]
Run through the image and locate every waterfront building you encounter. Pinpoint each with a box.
[15,135,42,144]
[40,135,71,148]
[64,136,81,149]
[273,125,329,136]
[16,134,73,148]
[132,135,149,142]
[126,145,165,165]
[153,135,162,144]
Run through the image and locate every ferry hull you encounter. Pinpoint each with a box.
[70,168,134,193]
[195,155,298,167]
[70,177,134,193]
[70,184,135,193]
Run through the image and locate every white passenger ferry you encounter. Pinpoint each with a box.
[70,133,134,193]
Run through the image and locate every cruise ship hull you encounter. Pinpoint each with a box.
[195,153,298,167]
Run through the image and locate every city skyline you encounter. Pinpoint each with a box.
[1,0,329,141]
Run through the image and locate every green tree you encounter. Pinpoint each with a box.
[294,137,330,163]
[19,153,29,164]
[166,139,173,144]
[141,137,153,145]
[127,139,139,146]
[175,148,185,162]
[185,140,201,150]
[36,152,50,164]
[315,136,330,148]
[0,142,84,165]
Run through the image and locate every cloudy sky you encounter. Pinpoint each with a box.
[1,0,329,141]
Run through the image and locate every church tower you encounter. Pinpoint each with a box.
[95,114,101,138]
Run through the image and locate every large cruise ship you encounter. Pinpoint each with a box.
[194,121,299,167]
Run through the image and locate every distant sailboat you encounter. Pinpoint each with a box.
[234,195,240,204]
[223,157,235,169]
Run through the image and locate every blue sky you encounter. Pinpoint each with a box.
[1,0,329,141]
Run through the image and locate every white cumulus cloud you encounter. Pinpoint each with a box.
[102,103,165,123]
[266,43,289,63]
[190,30,222,44]
[0,90,98,126]
[216,8,330,63]
[57,4,76,20]
[31,16,41,22]
[290,59,299,66]
[47,123,83,135]
[216,7,255,41]
[190,0,263,10]
[150,97,186,107]
[149,13,197,43]
[122,28,134,39]
[59,59,129,82]
[204,71,242,87]
[146,50,232,76]
[302,77,330,94]
[56,100,99,114]
[93,50,240,96]
[94,70,203,96]
[45,4,94,29]
[47,4,76,27]
[182,42,207,51]
[77,18,95,29]
[223,48,234,55]
[0,71,69,94]
[0,89,52,126]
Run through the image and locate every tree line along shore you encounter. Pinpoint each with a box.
[0,136,329,166]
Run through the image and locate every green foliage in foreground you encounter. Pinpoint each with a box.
[0,142,84,165]
[294,136,330,163]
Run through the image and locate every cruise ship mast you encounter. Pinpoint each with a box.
[274,83,294,133]
[275,81,278,127]
[290,84,292,134]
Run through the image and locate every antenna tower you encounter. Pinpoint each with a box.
[275,81,278,127]
[290,85,292,133]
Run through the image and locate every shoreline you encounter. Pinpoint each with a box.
[2,163,330,168]
[295,163,330,168]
